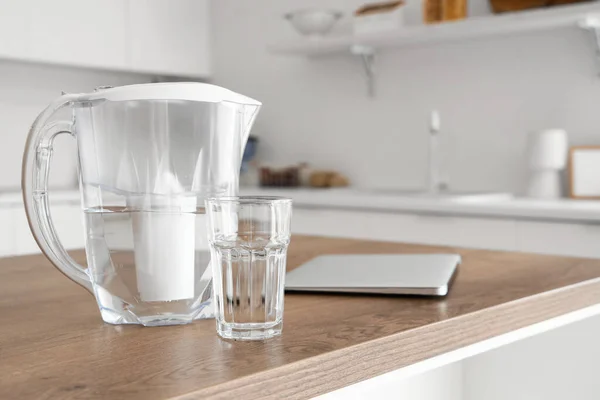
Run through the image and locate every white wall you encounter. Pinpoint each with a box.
[0,60,150,190]
[211,0,600,193]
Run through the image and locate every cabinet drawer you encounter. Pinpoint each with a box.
[292,208,517,251]
[14,207,40,255]
[517,221,600,258]
[51,205,86,251]
[0,208,16,257]
[292,208,416,242]
[408,214,517,251]
[14,204,85,255]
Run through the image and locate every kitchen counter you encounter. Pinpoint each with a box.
[2,236,600,399]
[241,187,600,223]
[4,188,600,222]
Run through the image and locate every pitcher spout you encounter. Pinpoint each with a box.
[240,102,260,156]
[222,95,261,158]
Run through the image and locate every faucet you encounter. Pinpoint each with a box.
[428,110,445,193]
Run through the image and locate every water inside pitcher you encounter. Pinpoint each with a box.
[22,83,261,326]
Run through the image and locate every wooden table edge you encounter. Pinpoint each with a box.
[173,277,600,400]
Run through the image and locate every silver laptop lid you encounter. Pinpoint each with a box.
[285,254,460,296]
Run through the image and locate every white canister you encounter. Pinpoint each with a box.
[526,129,568,199]
[529,129,568,170]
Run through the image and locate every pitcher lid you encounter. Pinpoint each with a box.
[78,82,261,106]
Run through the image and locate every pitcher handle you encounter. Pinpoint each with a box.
[21,94,92,292]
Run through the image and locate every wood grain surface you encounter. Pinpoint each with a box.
[2,236,600,400]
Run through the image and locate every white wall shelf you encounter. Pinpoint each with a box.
[268,2,600,96]
[269,3,600,55]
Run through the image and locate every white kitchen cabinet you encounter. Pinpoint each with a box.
[0,1,31,59]
[408,214,517,251]
[464,314,600,400]
[292,208,420,242]
[293,208,518,251]
[517,220,600,258]
[13,206,39,255]
[30,0,128,70]
[0,0,211,77]
[13,203,85,256]
[51,204,86,251]
[319,362,463,400]
[128,0,211,77]
[293,208,398,239]
[0,208,16,256]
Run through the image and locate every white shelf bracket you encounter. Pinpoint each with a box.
[351,45,376,97]
[579,16,600,75]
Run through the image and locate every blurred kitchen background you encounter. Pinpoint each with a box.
[3,0,600,258]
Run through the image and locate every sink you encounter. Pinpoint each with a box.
[359,189,514,202]
[445,192,514,203]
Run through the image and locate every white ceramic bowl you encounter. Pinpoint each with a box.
[284,9,342,37]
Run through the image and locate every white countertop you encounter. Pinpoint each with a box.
[240,187,600,223]
[8,188,600,223]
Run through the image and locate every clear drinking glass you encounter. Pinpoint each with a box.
[206,196,292,340]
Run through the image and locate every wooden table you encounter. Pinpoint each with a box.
[2,235,600,400]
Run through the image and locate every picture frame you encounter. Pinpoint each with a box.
[569,145,600,199]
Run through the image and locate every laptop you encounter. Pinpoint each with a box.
[285,254,460,296]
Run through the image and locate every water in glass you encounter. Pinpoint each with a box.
[211,237,288,340]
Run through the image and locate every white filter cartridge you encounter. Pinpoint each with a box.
[131,172,196,302]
